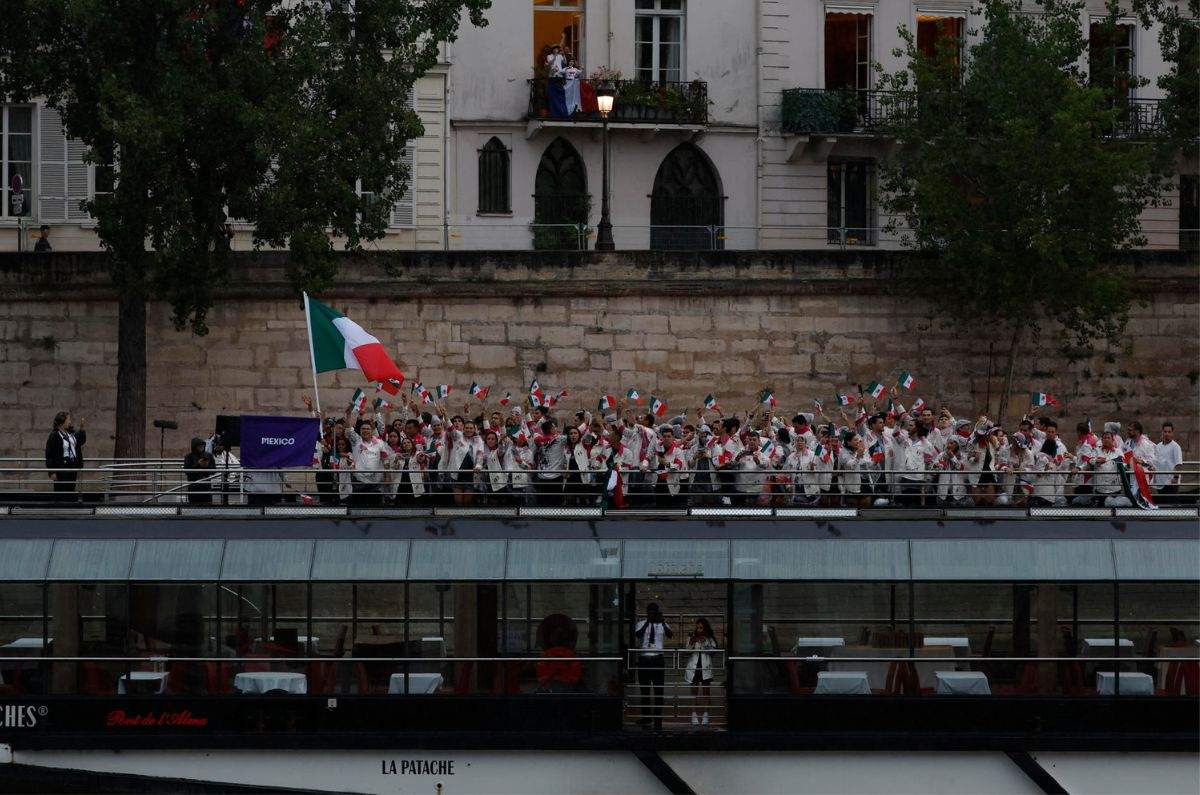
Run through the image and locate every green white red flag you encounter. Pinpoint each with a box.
[349,388,368,413]
[703,394,719,411]
[866,381,887,400]
[835,393,854,407]
[759,389,777,407]
[599,394,617,412]
[1031,392,1058,407]
[898,371,916,390]
[650,396,668,417]
[304,294,404,386]
[470,382,490,400]
[626,388,643,405]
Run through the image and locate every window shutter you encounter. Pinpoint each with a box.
[67,138,90,221]
[390,90,415,228]
[38,107,67,222]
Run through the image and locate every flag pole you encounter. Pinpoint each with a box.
[302,292,322,413]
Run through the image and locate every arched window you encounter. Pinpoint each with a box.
[478,137,511,214]
[533,137,589,249]
[650,143,723,250]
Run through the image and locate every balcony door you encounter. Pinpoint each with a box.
[533,137,589,249]
[824,11,871,92]
[534,0,584,71]
[650,143,722,251]
[635,0,685,84]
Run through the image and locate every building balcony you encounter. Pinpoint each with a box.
[526,78,709,131]
[781,87,1168,140]
[780,88,910,136]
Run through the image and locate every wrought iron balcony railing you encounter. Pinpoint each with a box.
[527,78,709,125]
[781,87,1168,139]
[781,88,911,135]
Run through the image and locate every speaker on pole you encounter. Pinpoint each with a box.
[214,415,242,448]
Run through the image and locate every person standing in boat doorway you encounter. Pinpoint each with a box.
[633,602,672,730]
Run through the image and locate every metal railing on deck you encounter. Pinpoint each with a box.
[0,461,1195,515]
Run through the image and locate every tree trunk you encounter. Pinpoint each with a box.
[996,322,1023,425]
[114,290,147,458]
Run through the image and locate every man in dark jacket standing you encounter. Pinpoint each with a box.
[45,411,86,500]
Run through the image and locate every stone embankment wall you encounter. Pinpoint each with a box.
[0,250,1196,459]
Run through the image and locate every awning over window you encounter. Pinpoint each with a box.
[2,537,1194,583]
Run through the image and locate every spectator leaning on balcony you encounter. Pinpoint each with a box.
[44,411,85,498]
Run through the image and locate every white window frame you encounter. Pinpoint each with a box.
[822,5,874,91]
[1089,16,1138,99]
[635,0,686,84]
[1,104,36,222]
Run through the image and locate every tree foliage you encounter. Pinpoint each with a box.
[1,0,488,329]
[876,0,1170,361]
[1125,0,1199,146]
[0,0,489,453]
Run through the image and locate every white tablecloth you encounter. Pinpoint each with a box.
[118,671,169,695]
[924,637,970,650]
[388,673,444,695]
[233,672,308,694]
[1083,638,1134,652]
[794,637,845,652]
[1096,672,1153,696]
[935,671,991,695]
[814,671,872,695]
[2,637,51,649]
[254,635,320,651]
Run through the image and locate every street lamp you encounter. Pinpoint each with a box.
[594,84,616,251]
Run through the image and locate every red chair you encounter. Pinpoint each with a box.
[996,663,1039,695]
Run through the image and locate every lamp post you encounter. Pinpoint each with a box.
[594,84,616,252]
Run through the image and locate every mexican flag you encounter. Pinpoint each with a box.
[378,377,403,395]
[529,379,545,406]
[759,389,777,407]
[414,383,432,404]
[898,371,916,390]
[650,396,668,418]
[304,294,404,385]
[436,384,452,400]
[470,382,490,401]
[835,393,854,407]
[866,381,887,400]
[626,388,643,405]
[911,397,927,414]
[499,392,512,407]
[349,388,368,413]
[599,393,617,412]
[703,394,719,411]
[373,396,391,411]
[1031,392,1058,407]
[1118,451,1158,510]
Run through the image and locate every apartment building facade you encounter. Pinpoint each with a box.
[0,0,1194,253]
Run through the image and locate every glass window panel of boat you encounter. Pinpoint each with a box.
[310,583,354,658]
[752,582,899,654]
[913,582,1010,658]
[0,584,45,693]
[219,583,309,658]
[125,584,216,656]
[407,583,455,655]
[502,582,619,655]
[46,583,128,695]
[1118,581,1200,667]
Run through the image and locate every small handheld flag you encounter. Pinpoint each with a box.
[898,371,916,390]
[529,379,545,406]
[835,393,854,407]
[626,388,643,405]
[349,388,368,413]
[911,397,927,414]
[813,399,823,413]
[1030,392,1059,407]
[469,382,490,401]
[759,389,777,408]
[703,394,719,411]
[760,439,775,456]
[649,396,668,418]
[436,384,452,400]
[599,394,617,412]
[373,396,392,411]
[415,383,432,404]
[866,381,887,400]
[499,392,512,407]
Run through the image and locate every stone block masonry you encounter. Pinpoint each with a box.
[0,250,1196,459]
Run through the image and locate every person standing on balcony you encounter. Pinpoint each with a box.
[563,57,583,115]
[44,411,85,501]
[1153,421,1183,502]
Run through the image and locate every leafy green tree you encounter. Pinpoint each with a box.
[875,0,1169,420]
[1123,0,1199,146]
[0,0,488,455]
